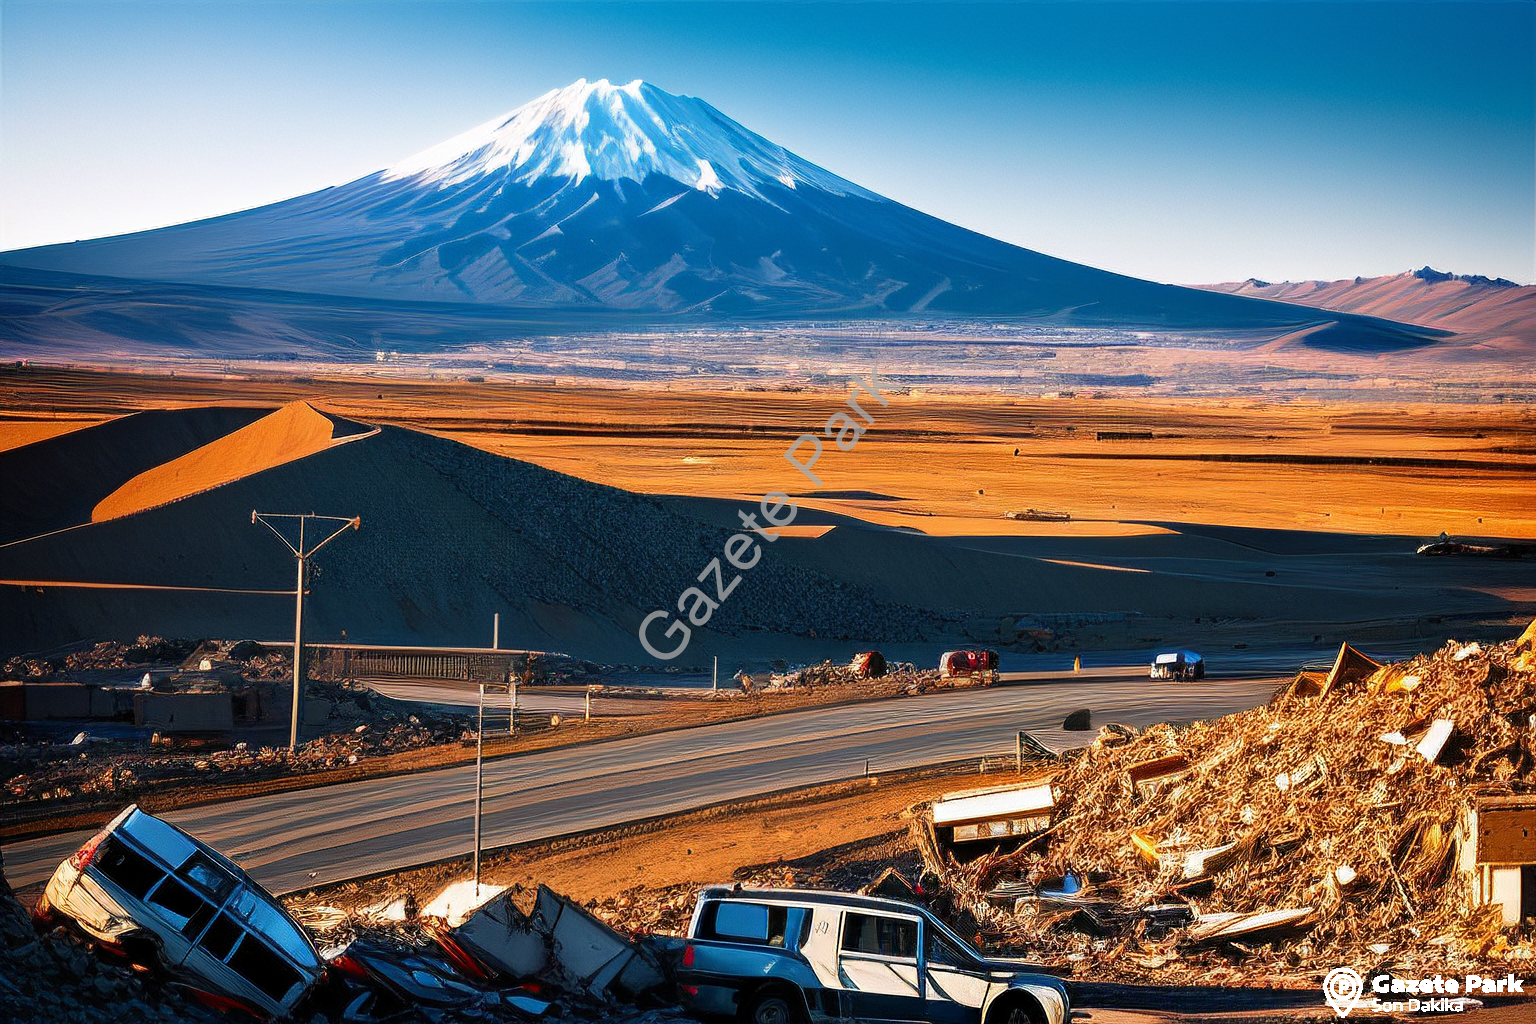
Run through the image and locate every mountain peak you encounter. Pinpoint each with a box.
[383,77,876,201]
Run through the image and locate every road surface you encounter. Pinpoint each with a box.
[5,678,1277,895]
[369,664,1209,718]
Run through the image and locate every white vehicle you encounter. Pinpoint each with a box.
[1149,650,1204,681]
[678,886,1075,1024]
[37,804,324,1018]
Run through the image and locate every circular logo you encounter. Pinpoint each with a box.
[1323,967,1364,1017]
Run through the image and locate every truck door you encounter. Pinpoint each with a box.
[800,908,852,1022]
[837,911,925,1023]
[922,923,987,1024]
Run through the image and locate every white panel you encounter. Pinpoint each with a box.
[1491,866,1522,926]
[932,785,1054,826]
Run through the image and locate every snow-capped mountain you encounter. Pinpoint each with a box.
[384,78,877,201]
[0,78,1437,346]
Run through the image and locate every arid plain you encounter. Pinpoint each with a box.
[5,365,1533,540]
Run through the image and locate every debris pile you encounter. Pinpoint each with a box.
[291,881,696,1023]
[922,622,1536,983]
[2,636,203,680]
[3,694,476,812]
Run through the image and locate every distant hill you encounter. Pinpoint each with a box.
[1197,268,1535,346]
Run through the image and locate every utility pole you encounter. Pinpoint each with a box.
[473,679,485,891]
[252,511,360,752]
[492,612,499,651]
[712,655,718,693]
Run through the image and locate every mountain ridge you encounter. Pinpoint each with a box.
[1197,268,1535,343]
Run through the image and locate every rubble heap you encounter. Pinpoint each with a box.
[939,622,1536,983]
[2,636,203,680]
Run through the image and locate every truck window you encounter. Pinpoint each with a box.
[925,926,973,968]
[227,932,301,1003]
[699,901,790,946]
[841,913,918,959]
[95,838,163,900]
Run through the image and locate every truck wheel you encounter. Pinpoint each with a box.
[741,989,801,1024]
[987,995,1046,1024]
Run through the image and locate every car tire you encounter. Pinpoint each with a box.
[740,989,802,1024]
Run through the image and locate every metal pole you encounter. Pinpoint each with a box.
[473,681,484,890]
[492,612,499,650]
[712,656,718,693]
[1016,732,1022,773]
[290,552,305,751]
[584,683,591,723]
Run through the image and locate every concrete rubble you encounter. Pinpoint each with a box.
[911,620,1536,985]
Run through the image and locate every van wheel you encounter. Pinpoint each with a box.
[741,989,801,1024]
[120,935,164,976]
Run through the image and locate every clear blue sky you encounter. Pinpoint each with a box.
[2,0,1532,284]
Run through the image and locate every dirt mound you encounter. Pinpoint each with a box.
[0,406,265,544]
[940,620,1536,982]
[0,417,947,661]
[92,401,368,522]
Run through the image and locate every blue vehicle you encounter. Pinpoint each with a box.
[678,886,1075,1024]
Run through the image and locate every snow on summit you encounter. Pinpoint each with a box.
[383,78,877,200]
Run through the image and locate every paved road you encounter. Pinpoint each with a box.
[370,665,1175,718]
[5,679,1277,895]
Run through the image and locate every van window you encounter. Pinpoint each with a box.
[227,932,301,1002]
[231,889,314,963]
[199,913,242,961]
[120,812,197,869]
[148,875,207,931]
[841,913,918,959]
[178,851,237,903]
[698,901,790,947]
[95,838,162,900]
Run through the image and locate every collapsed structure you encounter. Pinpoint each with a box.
[916,621,1536,982]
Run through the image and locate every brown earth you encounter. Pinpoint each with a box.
[3,365,1534,540]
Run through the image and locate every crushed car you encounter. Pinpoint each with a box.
[35,803,325,1018]
[938,650,999,679]
[678,886,1074,1024]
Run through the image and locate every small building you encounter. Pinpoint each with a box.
[1459,796,1536,927]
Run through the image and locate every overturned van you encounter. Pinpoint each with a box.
[36,804,324,1018]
